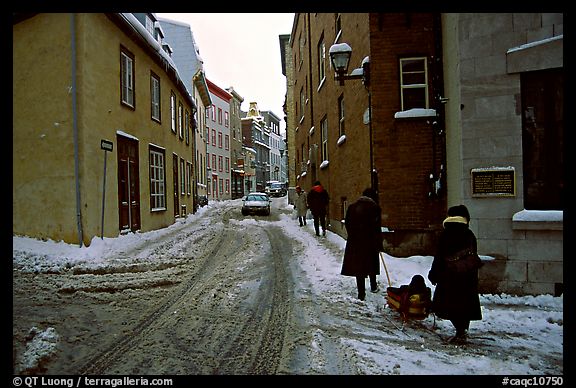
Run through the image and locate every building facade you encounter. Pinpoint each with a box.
[157,16,212,208]
[13,13,197,246]
[279,33,296,203]
[227,87,245,199]
[206,79,233,201]
[241,102,271,192]
[441,13,563,295]
[261,110,284,185]
[290,13,373,237]
[288,12,563,295]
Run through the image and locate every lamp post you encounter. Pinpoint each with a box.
[329,43,377,195]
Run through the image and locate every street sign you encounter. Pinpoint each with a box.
[101,139,113,152]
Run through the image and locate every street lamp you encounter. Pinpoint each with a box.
[329,43,377,195]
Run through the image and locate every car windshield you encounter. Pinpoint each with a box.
[271,183,282,189]
[246,195,268,201]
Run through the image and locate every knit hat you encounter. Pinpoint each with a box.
[447,204,470,223]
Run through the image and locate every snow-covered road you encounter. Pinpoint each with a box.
[13,198,563,375]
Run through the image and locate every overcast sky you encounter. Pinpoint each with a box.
[156,13,295,132]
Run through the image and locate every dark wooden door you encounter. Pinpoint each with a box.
[117,135,141,232]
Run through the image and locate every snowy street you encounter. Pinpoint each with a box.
[13,198,563,375]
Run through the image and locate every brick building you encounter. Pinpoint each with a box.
[290,13,446,252]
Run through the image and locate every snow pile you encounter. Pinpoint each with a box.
[16,327,60,374]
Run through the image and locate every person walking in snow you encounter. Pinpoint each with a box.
[294,186,308,227]
[341,188,383,301]
[307,181,329,236]
[427,204,483,344]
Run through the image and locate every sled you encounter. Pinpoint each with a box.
[386,275,432,321]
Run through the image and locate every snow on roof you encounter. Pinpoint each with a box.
[118,13,194,106]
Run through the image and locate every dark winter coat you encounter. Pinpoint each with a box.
[341,196,383,277]
[427,217,482,322]
[307,184,329,217]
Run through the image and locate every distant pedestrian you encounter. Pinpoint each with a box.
[341,188,383,301]
[294,186,308,227]
[428,204,483,344]
[307,181,329,236]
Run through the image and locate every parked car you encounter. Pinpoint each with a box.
[266,181,286,197]
[241,192,271,216]
[197,195,208,207]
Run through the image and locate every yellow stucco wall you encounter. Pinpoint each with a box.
[14,13,197,246]
[13,14,79,242]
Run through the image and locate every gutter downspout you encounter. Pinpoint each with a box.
[71,13,84,247]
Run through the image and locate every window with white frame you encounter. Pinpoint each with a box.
[186,161,192,195]
[400,57,428,111]
[185,109,190,144]
[178,102,184,139]
[321,116,328,161]
[317,35,326,85]
[150,72,160,122]
[300,87,305,121]
[338,94,345,137]
[170,91,176,133]
[120,47,135,108]
[180,158,186,195]
[149,146,166,210]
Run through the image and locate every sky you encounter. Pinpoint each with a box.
[156,13,295,132]
[13,199,564,375]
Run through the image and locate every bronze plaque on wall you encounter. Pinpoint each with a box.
[471,167,515,197]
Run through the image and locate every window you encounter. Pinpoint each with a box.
[180,158,186,195]
[219,178,224,195]
[321,116,328,161]
[218,156,223,172]
[211,105,216,121]
[218,108,223,125]
[225,135,229,150]
[207,152,210,169]
[149,146,166,211]
[145,15,155,37]
[400,57,428,110]
[521,68,564,210]
[335,14,342,41]
[206,126,210,144]
[120,47,135,108]
[225,179,230,194]
[170,92,176,133]
[178,102,184,139]
[212,154,216,171]
[300,87,305,122]
[150,72,161,122]
[218,132,223,149]
[317,35,326,85]
[212,129,216,146]
[225,111,229,127]
[338,94,345,137]
[225,157,230,173]
[298,32,304,68]
[185,109,190,144]
[186,161,192,195]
